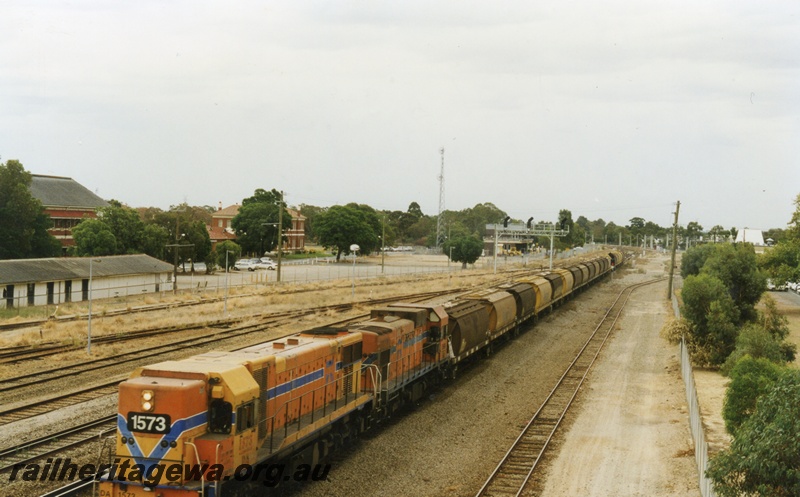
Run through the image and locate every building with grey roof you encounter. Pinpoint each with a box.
[29,174,110,253]
[0,254,174,308]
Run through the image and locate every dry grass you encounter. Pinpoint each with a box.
[0,266,518,350]
[660,317,690,345]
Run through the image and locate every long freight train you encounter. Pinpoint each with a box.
[98,249,625,496]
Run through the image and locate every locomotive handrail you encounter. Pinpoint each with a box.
[361,363,383,408]
[259,366,364,453]
[184,441,204,497]
[215,443,221,497]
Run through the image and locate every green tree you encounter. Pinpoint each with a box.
[556,209,584,248]
[139,224,170,259]
[297,204,326,243]
[788,193,800,239]
[681,273,740,366]
[721,324,788,375]
[604,221,622,244]
[708,225,727,243]
[460,203,507,237]
[182,219,213,266]
[628,216,645,233]
[685,221,704,247]
[314,205,378,261]
[708,370,800,496]
[759,237,800,288]
[680,243,718,278]
[232,190,289,256]
[443,235,484,268]
[0,159,60,259]
[214,240,241,270]
[30,212,62,258]
[721,355,785,435]
[71,218,117,256]
[702,243,767,322]
[98,200,144,254]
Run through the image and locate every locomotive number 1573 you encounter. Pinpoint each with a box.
[126,413,171,434]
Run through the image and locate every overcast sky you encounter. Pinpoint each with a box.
[1,1,798,231]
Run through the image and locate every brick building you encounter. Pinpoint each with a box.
[29,174,110,254]
[208,204,306,252]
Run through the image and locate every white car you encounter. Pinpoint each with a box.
[253,260,277,270]
[233,259,257,271]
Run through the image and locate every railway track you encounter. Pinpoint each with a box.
[0,289,464,398]
[0,280,513,366]
[0,416,116,473]
[0,265,541,336]
[3,263,620,497]
[0,282,490,473]
[475,277,665,497]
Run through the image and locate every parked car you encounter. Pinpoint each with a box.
[767,279,787,291]
[192,262,208,273]
[233,259,257,271]
[253,260,277,270]
[178,261,207,273]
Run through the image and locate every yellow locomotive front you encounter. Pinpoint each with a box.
[99,360,259,497]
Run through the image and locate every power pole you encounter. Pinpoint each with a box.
[436,147,446,249]
[667,200,681,300]
[381,216,386,274]
[277,191,284,283]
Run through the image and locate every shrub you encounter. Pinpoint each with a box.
[721,355,785,435]
[660,317,690,345]
[721,323,787,375]
[709,370,800,496]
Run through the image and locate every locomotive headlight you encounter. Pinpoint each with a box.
[142,390,154,411]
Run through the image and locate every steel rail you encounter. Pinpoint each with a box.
[0,416,116,473]
[475,277,665,497]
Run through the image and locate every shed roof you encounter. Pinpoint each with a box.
[0,254,174,285]
[735,229,765,246]
[29,174,110,209]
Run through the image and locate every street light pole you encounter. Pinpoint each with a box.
[449,246,453,269]
[350,244,359,298]
[277,191,284,283]
[381,216,385,274]
[224,249,232,316]
[493,224,498,274]
[87,257,101,354]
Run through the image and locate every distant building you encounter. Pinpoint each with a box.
[208,203,240,250]
[735,229,765,246]
[285,208,306,252]
[0,254,174,309]
[29,174,110,253]
[207,203,306,252]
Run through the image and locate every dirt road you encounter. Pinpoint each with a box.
[539,256,699,496]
